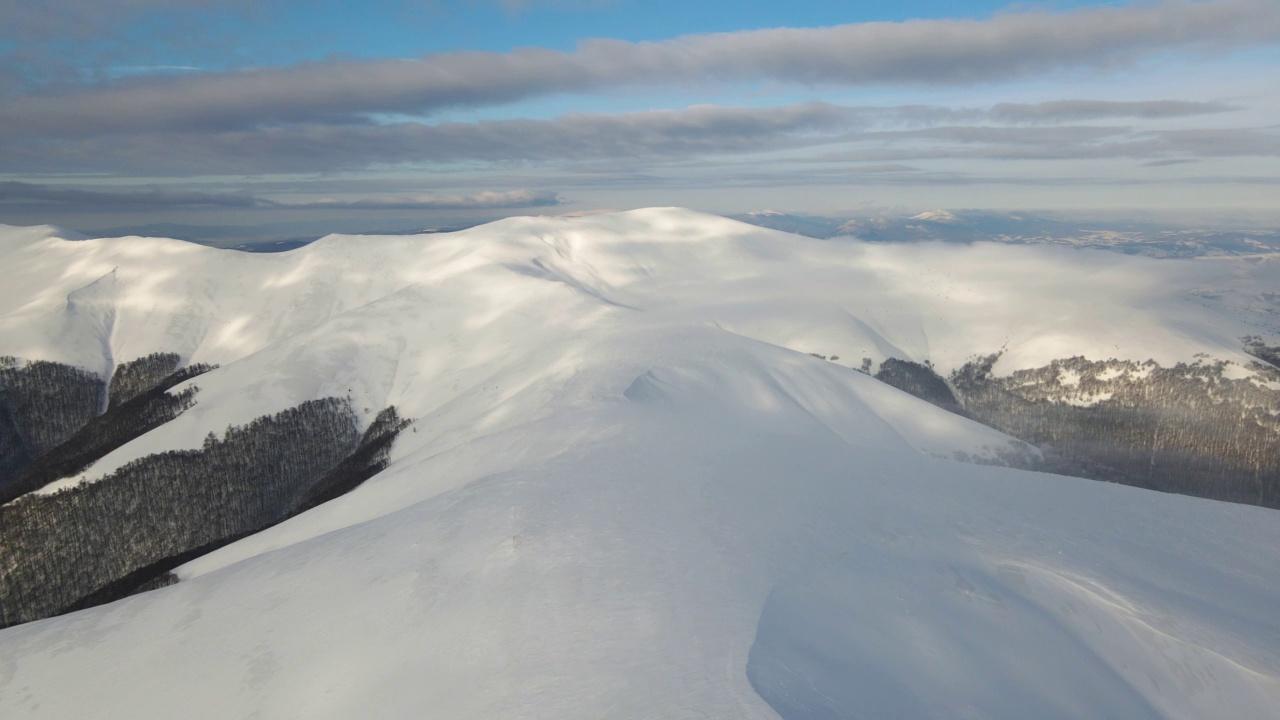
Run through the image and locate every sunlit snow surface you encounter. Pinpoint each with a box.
[1,209,1278,719]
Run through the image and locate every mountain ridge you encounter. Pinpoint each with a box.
[1,209,1279,719]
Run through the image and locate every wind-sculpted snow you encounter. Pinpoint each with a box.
[0,210,1278,718]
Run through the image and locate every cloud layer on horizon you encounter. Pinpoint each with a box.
[0,99,1263,177]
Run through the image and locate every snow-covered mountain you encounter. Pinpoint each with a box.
[1,209,1279,719]
[734,209,1280,257]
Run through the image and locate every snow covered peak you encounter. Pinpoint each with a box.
[2,208,1274,375]
[2,210,1279,720]
[0,223,86,248]
[909,209,960,223]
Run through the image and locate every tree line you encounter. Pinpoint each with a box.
[1,397,415,628]
[872,352,1280,509]
[0,351,412,628]
[1,356,105,492]
[0,354,216,504]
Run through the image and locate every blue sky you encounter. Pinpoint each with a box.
[0,0,1277,232]
[88,1,1132,70]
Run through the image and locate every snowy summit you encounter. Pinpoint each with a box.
[0,209,1278,720]
[909,209,960,223]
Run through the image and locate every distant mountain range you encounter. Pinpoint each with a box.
[734,209,1280,257]
[81,219,482,252]
[80,209,1280,258]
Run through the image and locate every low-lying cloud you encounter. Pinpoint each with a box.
[0,181,259,208]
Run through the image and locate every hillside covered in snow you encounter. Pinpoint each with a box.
[1,209,1279,719]
[734,209,1280,258]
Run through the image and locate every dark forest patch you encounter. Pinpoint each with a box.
[1243,336,1280,369]
[874,358,966,416]
[948,354,1280,508]
[863,350,1280,509]
[0,360,215,504]
[0,357,105,492]
[0,396,411,628]
[108,352,183,408]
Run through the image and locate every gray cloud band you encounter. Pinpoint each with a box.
[1,100,1264,177]
[280,189,562,210]
[0,102,863,174]
[0,183,561,210]
[2,1,1276,137]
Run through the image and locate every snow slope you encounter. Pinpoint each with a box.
[1,209,1279,719]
